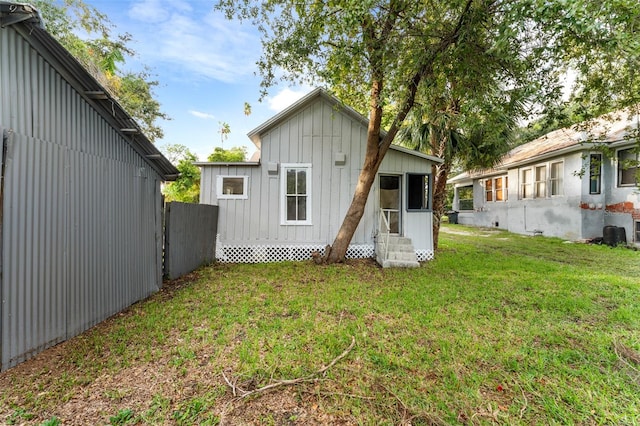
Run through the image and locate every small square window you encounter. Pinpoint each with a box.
[217,176,248,199]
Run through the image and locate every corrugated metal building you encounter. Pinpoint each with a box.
[0,2,179,370]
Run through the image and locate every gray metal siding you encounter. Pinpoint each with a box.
[201,96,435,252]
[1,23,163,370]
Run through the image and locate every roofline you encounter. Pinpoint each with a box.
[194,161,261,167]
[389,144,444,163]
[248,88,443,164]
[0,2,180,181]
[247,88,371,146]
[448,136,637,183]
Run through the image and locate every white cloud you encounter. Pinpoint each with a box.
[189,110,216,120]
[127,1,260,82]
[128,0,170,23]
[267,87,314,112]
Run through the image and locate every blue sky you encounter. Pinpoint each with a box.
[85,0,312,161]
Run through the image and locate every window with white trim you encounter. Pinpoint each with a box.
[618,148,639,186]
[550,161,563,196]
[496,176,508,201]
[281,164,312,225]
[484,179,493,202]
[635,221,640,243]
[217,176,248,199]
[535,165,547,198]
[485,176,508,202]
[520,168,533,199]
[589,154,602,194]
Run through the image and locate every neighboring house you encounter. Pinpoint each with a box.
[197,88,443,266]
[449,112,640,244]
[0,3,179,370]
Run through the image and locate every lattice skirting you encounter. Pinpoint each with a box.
[416,250,435,262]
[216,242,374,263]
[215,238,434,264]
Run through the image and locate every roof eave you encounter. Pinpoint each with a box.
[1,2,179,181]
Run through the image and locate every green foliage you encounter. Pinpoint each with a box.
[207,146,247,162]
[32,0,167,141]
[161,144,200,203]
[109,408,134,425]
[218,121,231,145]
[6,408,34,424]
[39,418,61,426]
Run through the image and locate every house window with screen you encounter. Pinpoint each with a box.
[618,148,639,186]
[589,154,602,194]
[635,221,640,243]
[485,179,493,202]
[550,161,563,196]
[216,176,248,199]
[281,164,312,225]
[535,165,547,198]
[520,168,533,199]
[457,186,474,210]
[407,173,431,211]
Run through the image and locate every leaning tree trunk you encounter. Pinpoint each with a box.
[325,81,387,264]
[431,160,452,251]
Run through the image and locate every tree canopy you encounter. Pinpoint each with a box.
[33,0,168,141]
[208,146,248,162]
[161,145,201,204]
[217,0,640,262]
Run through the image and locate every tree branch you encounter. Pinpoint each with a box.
[222,336,356,400]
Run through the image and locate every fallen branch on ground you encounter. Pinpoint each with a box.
[613,340,640,373]
[222,335,356,399]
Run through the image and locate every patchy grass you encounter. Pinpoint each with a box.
[1,225,639,425]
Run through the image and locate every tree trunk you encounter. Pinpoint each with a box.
[325,81,386,264]
[431,160,451,251]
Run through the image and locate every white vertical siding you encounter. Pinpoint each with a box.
[1,23,163,370]
[201,95,435,255]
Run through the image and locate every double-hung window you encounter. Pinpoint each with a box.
[618,148,639,186]
[520,168,533,199]
[550,161,563,196]
[281,163,312,225]
[495,176,508,201]
[485,179,493,202]
[589,154,602,194]
[535,165,547,198]
[485,176,508,202]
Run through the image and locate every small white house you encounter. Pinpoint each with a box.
[198,89,443,266]
[449,112,640,244]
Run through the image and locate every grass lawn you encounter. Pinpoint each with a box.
[1,225,639,425]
